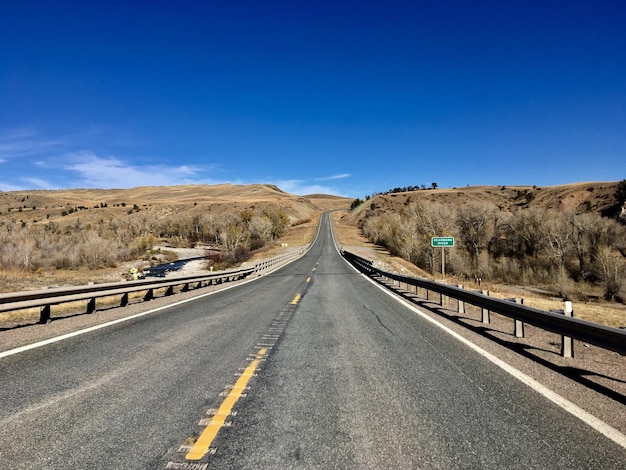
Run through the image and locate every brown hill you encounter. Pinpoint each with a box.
[0,184,351,226]
[348,182,623,225]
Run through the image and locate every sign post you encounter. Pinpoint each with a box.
[431,237,455,279]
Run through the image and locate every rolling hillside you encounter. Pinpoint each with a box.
[348,181,624,225]
[0,184,351,226]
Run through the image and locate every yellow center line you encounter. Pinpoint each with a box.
[186,348,268,461]
[306,277,311,283]
[290,294,301,305]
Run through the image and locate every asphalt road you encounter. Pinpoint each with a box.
[1,213,625,469]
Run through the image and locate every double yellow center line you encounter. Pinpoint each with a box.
[185,265,316,461]
[186,348,268,460]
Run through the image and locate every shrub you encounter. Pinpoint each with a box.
[615,179,626,205]
[232,246,251,264]
[249,238,265,251]
[350,198,363,210]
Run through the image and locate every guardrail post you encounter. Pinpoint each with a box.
[340,249,626,357]
[561,301,574,358]
[120,293,129,307]
[513,298,524,337]
[165,286,174,296]
[39,305,51,324]
[87,297,96,314]
[182,282,190,292]
[457,285,464,314]
[144,289,154,301]
[440,280,447,306]
[481,290,490,324]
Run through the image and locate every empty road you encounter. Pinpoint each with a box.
[1,213,625,469]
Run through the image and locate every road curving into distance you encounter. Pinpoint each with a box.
[1,212,625,469]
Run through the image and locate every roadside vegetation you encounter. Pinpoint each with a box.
[0,208,293,278]
[354,182,626,303]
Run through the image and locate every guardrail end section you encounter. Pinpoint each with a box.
[39,305,51,324]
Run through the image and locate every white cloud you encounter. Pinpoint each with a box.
[22,177,54,189]
[63,152,212,188]
[0,130,64,159]
[315,173,351,181]
[273,179,344,196]
[0,181,25,192]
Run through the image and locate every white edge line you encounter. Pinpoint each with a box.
[1,249,306,360]
[363,270,626,450]
[332,222,625,448]
[0,275,259,360]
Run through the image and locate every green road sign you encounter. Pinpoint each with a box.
[431,237,455,247]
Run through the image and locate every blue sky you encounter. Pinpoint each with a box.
[1,1,624,198]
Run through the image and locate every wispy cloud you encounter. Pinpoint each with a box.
[0,181,27,191]
[63,152,214,188]
[0,130,64,159]
[315,173,351,181]
[21,177,54,189]
[274,178,345,196]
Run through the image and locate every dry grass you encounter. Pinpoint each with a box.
[0,287,176,327]
[349,182,620,224]
[0,184,352,228]
[3,183,624,328]
[0,264,135,293]
[487,289,626,328]
[332,210,626,329]
[0,184,351,292]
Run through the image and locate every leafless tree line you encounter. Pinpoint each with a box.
[362,201,626,301]
[0,208,290,272]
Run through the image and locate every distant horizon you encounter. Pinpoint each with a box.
[1,179,621,200]
[2,1,624,197]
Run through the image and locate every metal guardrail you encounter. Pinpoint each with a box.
[341,250,626,357]
[0,251,300,324]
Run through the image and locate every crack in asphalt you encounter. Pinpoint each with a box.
[363,305,395,336]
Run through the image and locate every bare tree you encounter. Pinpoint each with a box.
[513,208,547,258]
[248,215,273,242]
[594,245,625,300]
[456,204,496,270]
[218,214,249,256]
[540,216,572,275]
[80,230,114,269]
[405,201,457,273]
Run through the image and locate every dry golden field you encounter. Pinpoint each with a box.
[1,182,625,328]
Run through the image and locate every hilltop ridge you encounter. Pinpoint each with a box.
[349,181,623,225]
[0,183,351,225]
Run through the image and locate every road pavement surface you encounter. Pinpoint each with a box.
[1,213,625,469]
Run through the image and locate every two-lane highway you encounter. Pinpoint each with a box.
[1,213,625,469]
